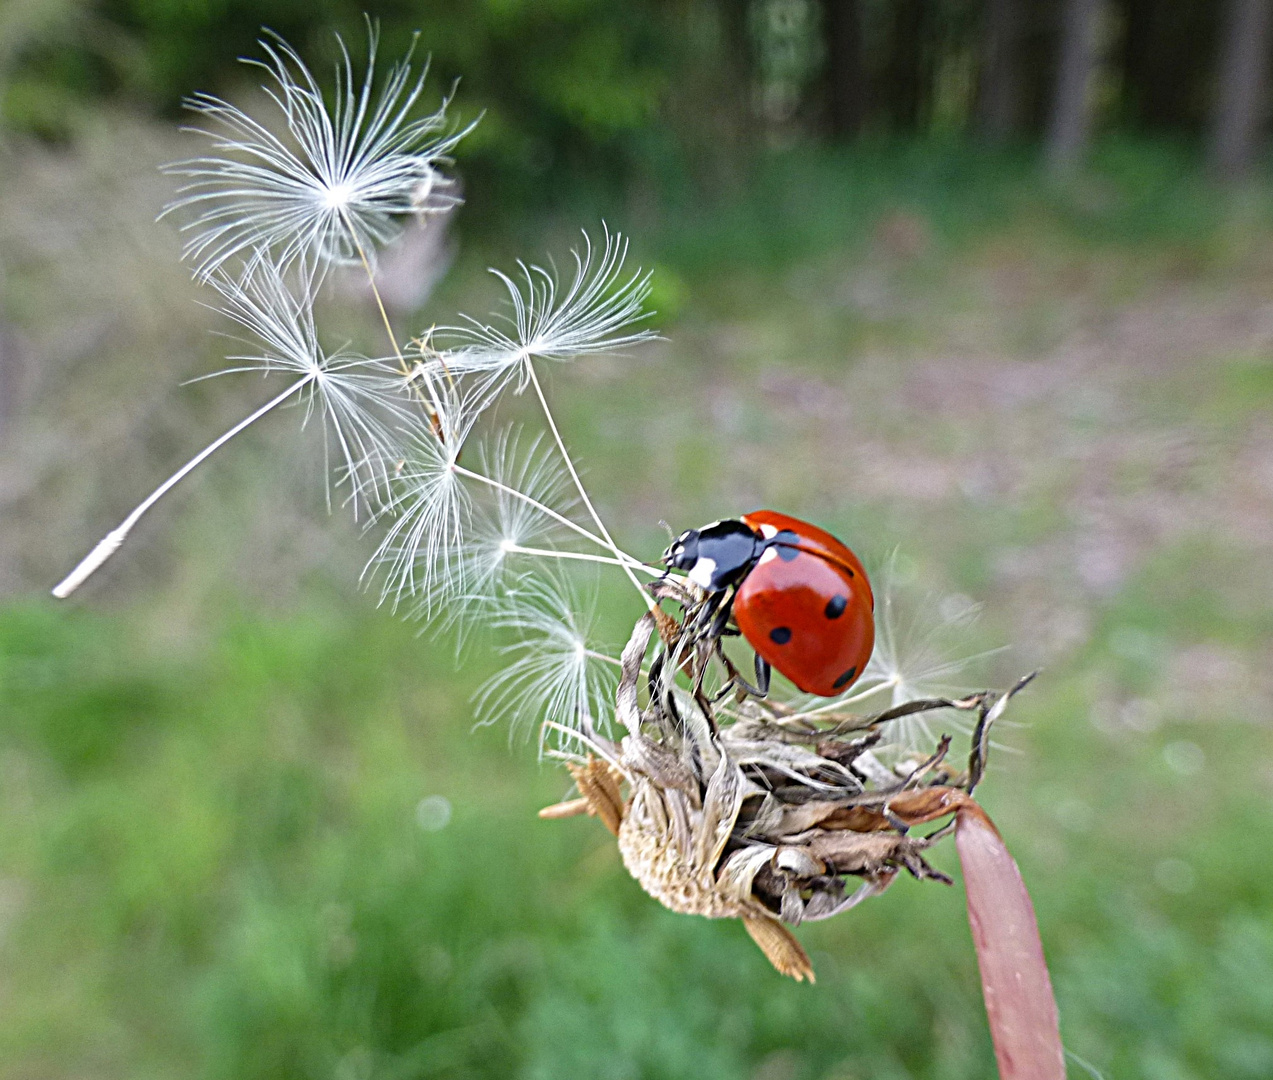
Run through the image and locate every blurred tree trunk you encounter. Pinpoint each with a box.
[1209,0,1272,179]
[977,0,1023,140]
[1046,0,1106,173]
[1121,0,1219,132]
[818,0,865,139]
[884,0,929,130]
[717,0,755,117]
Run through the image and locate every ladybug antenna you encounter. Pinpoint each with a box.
[658,520,676,542]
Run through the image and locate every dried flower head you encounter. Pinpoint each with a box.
[541,582,1039,986]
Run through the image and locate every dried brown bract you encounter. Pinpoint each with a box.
[541,579,1035,981]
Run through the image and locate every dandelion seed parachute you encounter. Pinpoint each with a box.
[368,424,583,624]
[440,430,582,616]
[206,253,414,512]
[473,570,619,748]
[52,254,410,597]
[781,552,1006,756]
[55,27,660,661]
[438,228,657,398]
[363,385,484,613]
[165,25,468,279]
[860,558,1006,754]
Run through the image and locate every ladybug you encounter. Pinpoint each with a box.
[662,511,874,697]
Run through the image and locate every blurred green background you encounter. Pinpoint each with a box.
[3,1,1273,1078]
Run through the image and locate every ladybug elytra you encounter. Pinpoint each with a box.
[663,510,874,698]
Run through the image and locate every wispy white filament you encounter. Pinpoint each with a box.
[365,392,481,613]
[439,228,656,393]
[377,426,577,623]
[207,254,412,511]
[54,254,409,598]
[52,378,306,598]
[165,26,467,278]
[448,429,581,608]
[473,571,619,744]
[787,554,1004,753]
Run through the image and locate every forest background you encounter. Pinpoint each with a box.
[2,2,1273,1078]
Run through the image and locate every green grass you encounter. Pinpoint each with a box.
[2,594,1271,1080]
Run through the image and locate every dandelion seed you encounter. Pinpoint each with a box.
[781,553,1004,755]
[857,556,1003,754]
[436,229,657,607]
[165,26,467,278]
[459,429,581,596]
[52,253,406,598]
[439,228,656,396]
[365,389,482,612]
[400,426,581,631]
[473,570,619,746]
[204,253,414,512]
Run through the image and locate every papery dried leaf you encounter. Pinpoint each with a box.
[717,844,780,905]
[956,804,1064,1080]
[887,785,972,826]
[803,830,926,875]
[696,750,747,869]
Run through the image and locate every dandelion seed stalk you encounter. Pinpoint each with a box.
[451,464,611,553]
[500,543,660,575]
[340,204,448,435]
[524,360,654,609]
[53,377,309,597]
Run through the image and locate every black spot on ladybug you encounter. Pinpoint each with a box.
[832,666,857,689]
[824,595,847,619]
[769,626,792,645]
[775,530,800,561]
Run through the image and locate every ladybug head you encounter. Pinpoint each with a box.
[662,528,700,571]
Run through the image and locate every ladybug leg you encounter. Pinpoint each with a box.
[732,653,770,699]
[690,589,731,642]
[709,643,770,700]
[706,591,736,640]
[753,654,771,697]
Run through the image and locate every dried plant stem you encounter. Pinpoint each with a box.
[524,360,653,610]
[52,375,311,598]
[955,803,1065,1080]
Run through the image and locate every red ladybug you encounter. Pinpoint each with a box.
[662,510,874,697]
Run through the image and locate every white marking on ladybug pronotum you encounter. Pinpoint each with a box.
[688,557,718,589]
[757,548,779,566]
[758,523,778,539]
